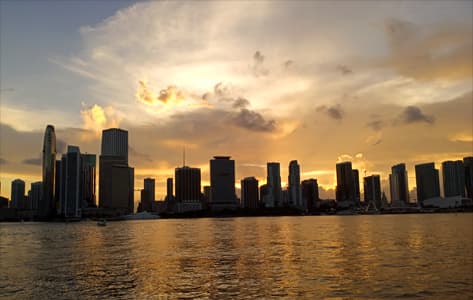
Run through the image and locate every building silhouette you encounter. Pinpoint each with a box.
[11,179,25,209]
[389,163,410,205]
[62,146,82,218]
[41,125,56,218]
[81,154,96,208]
[415,162,440,204]
[464,157,473,199]
[210,156,237,210]
[30,181,42,211]
[364,175,381,209]
[99,128,134,214]
[353,169,360,204]
[301,179,318,211]
[442,160,465,198]
[288,160,302,208]
[139,178,155,212]
[241,177,259,209]
[336,162,356,204]
[266,162,282,208]
[166,178,174,201]
[54,160,61,211]
[175,166,201,212]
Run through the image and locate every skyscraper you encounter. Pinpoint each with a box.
[301,179,319,211]
[353,169,360,204]
[139,178,155,212]
[241,177,259,209]
[175,167,201,202]
[442,160,465,198]
[99,128,134,214]
[415,162,440,204]
[54,160,61,211]
[10,179,25,209]
[41,125,56,218]
[166,178,174,201]
[63,146,82,218]
[389,163,409,205]
[288,160,302,208]
[30,181,42,211]
[336,161,355,203]
[82,154,96,208]
[267,162,282,208]
[464,157,473,199]
[144,178,155,202]
[364,175,381,209]
[210,156,237,210]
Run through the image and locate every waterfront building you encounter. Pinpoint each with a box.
[241,177,259,209]
[301,179,319,211]
[267,162,282,207]
[30,181,42,211]
[364,175,381,209]
[353,169,360,204]
[99,128,134,214]
[260,184,270,208]
[415,162,440,204]
[166,178,174,201]
[10,179,25,209]
[210,156,237,210]
[442,160,465,198]
[41,125,56,218]
[288,160,302,208]
[63,146,82,218]
[464,157,473,199]
[81,154,96,208]
[336,161,356,204]
[389,163,410,205]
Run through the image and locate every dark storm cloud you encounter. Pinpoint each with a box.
[22,156,42,166]
[397,106,435,125]
[231,109,276,132]
[317,105,343,120]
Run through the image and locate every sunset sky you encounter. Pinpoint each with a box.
[1,0,472,201]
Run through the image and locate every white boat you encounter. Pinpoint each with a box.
[97,219,107,226]
[122,211,160,220]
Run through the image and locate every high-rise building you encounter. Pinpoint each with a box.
[260,184,270,207]
[63,146,82,218]
[288,160,302,208]
[81,154,96,208]
[99,128,134,214]
[442,160,465,198]
[175,167,201,202]
[166,178,174,201]
[30,181,42,211]
[389,163,410,205]
[101,128,128,162]
[267,162,282,208]
[41,125,56,218]
[54,160,61,210]
[241,177,259,209]
[364,175,381,209]
[415,162,440,204]
[144,178,155,202]
[336,162,355,203]
[210,156,237,210]
[464,157,473,199]
[10,179,25,209]
[353,169,360,204]
[301,179,319,211]
[57,155,67,214]
[139,178,155,212]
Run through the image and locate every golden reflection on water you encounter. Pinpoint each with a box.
[1,214,472,299]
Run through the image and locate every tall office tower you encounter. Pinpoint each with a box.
[144,178,155,202]
[288,160,302,208]
[260,184,270,207]
[363,175,381,209]
[175,166,201,202]
[166,178,174,201]
[41,125,56,218]
[442,160,465,197]
[63,146,82,218]
[301,179,319,211]
[353,169,360,204]
[389,163,410,204]
[10,179,25,209]
[336,162,355,203]
[54,160,61,210]
[99,128,134,214]
[464,157,473,199]
[210,156,237,210]
[241,177,259,209]
[30,182,42,211]
[57,155,67,214]
[81,154,96,208]
[139,178,155,212]
[415,162,440,204]
[101,128,128,162]
[267,162,282,208]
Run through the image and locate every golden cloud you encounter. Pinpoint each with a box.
[136,80,185,105]
[80,104,121,139]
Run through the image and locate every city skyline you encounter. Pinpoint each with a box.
[1,1,472,201]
